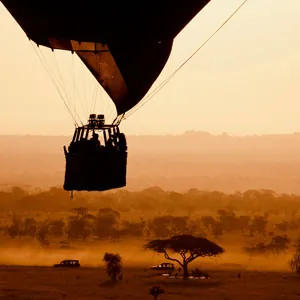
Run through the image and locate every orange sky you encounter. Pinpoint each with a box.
[1,0,300,136]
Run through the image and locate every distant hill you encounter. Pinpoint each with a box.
[1,132,300,193]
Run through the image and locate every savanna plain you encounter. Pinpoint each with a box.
[1,187,300,300]
[1,265,300,300]
[2,133,300,299]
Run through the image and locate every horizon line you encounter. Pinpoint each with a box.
[1,131,300,138]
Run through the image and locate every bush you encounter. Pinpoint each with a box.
[103,252,123,283]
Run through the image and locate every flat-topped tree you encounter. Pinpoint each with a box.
[145,235,224,278]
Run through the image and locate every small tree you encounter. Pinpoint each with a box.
[103,252,123,283]
[149,286,164,300]
[145,235,224,278]
[290,238,300,273]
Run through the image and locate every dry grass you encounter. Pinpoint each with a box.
[1,265,300,300]
[0,236,298,299]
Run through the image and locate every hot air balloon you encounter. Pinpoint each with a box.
[1,0,212,191]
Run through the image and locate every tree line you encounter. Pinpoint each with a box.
[1,186,300,215]
[1,186,300,255]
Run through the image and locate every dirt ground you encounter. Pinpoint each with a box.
[1,266,300,300]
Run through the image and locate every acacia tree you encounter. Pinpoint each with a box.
[144,235,224,278]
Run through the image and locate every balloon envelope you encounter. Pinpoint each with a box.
[1,0,211,114]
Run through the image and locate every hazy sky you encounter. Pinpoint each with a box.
[1,0,300,136]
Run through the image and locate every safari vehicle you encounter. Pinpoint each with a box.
[53,260,80,268]
[150,263,175,270]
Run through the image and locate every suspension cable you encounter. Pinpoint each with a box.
[72,54,76,121]
[123,0,249,120]
[30,43,78,126]
[71,53,90,122]
[52,51,83,125]
[40,48,75,119]
[36,45,82,126]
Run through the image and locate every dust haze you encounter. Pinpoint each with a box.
[1,134,300,299]
[0,242,293,272]
[1,132,300,193]
[0,184,299,272]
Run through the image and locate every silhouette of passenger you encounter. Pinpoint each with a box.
[112,134,118,145]
[68,142,74,153]
[90,133,100,148]
[118,133,127,151]
[106,136,114,148]
[78,138,88,153]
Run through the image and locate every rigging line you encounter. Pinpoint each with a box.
[87,60,96,115]
[30,43,78,126]
[40,48,79,124]
[74,78,88,119]
[106,89,116,122]
[123,0,249,120]
[99,83,103,115]
[76,53,89,116]
[53,51,83,125]
[91,53,101,114]
[71,53,89,121]
[92,84,98,113]
[109,70,120,123]
[72,53,76,122]
[71,53,87,121]
[118,113,126,125]
[63,53,85,126]
[90,79,98,114]
[32,44,78,126]
[105,70,119,122]
[108,107,117,125]
[41,49,79,127]
[52,51,83,125]
[45,50,73,109]
[107,95,118,124]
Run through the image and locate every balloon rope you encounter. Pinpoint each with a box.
[30,43,78,126]
[123,0,249,120]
